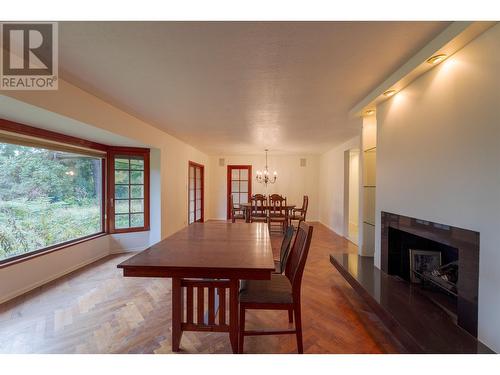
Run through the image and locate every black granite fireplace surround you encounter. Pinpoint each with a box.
[381,211,480,337]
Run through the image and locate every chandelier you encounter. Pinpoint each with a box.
[256,149,277,186]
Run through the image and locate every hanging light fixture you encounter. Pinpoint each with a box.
[256,149,277,186]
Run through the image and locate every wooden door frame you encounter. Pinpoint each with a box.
[226,165,252,220]
[188,161,205,223]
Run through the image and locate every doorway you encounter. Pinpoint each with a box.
[343,149,360,245]
[188,161,204,224]
[227,165,252,220]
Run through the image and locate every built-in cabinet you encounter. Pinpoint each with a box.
[361,115,377,256]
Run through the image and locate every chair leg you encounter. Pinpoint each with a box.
[294,302,303,354]
[232,214,235,223]
[238,305,246,354]
[288,307,293,323]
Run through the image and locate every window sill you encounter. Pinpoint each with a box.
[111,227,150,234]
[0,233,108,269]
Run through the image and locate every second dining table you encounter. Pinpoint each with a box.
[117,221,275,353]
[239,202,296,223]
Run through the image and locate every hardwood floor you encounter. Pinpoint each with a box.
[0,222,404,354]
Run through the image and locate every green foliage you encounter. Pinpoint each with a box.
[0,143,102,260]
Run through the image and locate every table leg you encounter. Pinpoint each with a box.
[172,277,183,352]
[229,278,239,353]
[245,207,250,223]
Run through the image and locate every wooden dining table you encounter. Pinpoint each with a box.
[239,203,296,223]
[117,222,275,353]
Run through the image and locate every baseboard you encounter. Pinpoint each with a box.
[109,246,146,254]
[346,236,359,246]
[0,251,109,305]
[317,220,343,237]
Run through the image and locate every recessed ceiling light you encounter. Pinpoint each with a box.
[365,109,375,115]
[426,54,447,65]
[383,89,397,97]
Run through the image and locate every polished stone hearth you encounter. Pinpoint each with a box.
[330,211,491,353]
[330,253,492,353]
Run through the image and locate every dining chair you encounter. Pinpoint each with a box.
[250,194,267,223]
[274,225,295,274]
[268,194,287,233]
[238,221,314,354]
[290,195,308,227]
[230,194,245,223]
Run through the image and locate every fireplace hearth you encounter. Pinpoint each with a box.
[381,212,480,337]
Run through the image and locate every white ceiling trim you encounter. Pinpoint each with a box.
[349,21,497,117]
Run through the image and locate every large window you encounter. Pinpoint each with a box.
[0,141,104,262]
[0,118,151,266]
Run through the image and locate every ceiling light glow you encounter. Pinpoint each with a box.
[426,54,448,65]
[383,89,397,97]
[365,109,375,115]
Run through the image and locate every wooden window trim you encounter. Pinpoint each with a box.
[188,161,205,224]
[0,118,108,151]
[226,165,252,220]
[107,148,150,233]
[0,118,151,267]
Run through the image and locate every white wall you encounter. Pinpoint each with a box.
[209,154,319,221]
[348,150,360,243]
[0,235,110,303]
[318,136,361,235]
[0,78,210,303]
[375,23,500,352]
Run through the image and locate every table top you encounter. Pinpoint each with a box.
[117,222,275,280]
[239,203,296,209]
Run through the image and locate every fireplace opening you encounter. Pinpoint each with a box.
[388,227,459,320]
[381,211,479,337]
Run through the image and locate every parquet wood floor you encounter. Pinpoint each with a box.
[0,222,405,354]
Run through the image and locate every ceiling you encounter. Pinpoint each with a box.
[59,21,449,155]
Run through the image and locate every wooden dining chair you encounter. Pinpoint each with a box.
[230,195,245,223]
[290,195,308,227]
[174,278,237,351]
[268,194,287,233]
[238,221,314,354]
[274,225,295,274]
[250,194,267,223]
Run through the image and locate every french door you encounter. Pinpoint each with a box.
[188,161,204,224]
[227,165,252,219]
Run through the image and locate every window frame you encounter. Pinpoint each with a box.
[107,147,150,233]
[188,161,205,224]
[226,165,252,220]
[0,118,151,267]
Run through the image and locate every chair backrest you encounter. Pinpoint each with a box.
[269,194,286,215]
[285,221,314,293]
[230,194,237,210]
[301,195,309,219]
[251,194,267,214]
[279,226,295,273]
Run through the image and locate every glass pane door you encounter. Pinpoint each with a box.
[227,165,252,219]
[188,162,204,224]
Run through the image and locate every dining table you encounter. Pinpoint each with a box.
[239,203,296,223]
[117,221,275,353]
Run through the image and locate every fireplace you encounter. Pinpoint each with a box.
[381,212,479,337]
